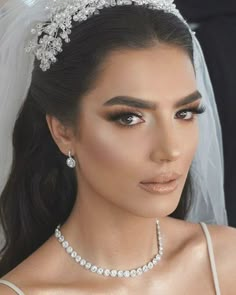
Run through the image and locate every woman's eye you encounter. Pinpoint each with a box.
[116,113,143,126]
[107,105,206,127]
[176,110,194,120]
[175,105,206,121]
[107,111,144,127]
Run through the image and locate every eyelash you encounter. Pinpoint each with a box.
[107,105,206,128]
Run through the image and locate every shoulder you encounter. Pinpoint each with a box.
[205,223,236,264]
[178,219,236,294]
[202,223,236,295]
[0,280,22,294]
[206,222,236,245]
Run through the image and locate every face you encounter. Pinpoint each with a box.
[73,44,202,218]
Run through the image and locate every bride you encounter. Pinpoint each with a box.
[0,0,235,294]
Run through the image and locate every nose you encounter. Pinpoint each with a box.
[150,122,182,163]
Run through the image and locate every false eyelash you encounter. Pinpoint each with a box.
[179,104,206,116]
[106,109,143,124]
[108,110,143,127]
[107,104,207,128]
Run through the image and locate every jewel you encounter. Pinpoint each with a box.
[55,231,61,238]
[85,262,92,269]
[130,270,137,277]
[117,270,124,277]
[142,265,148,272]
[26,0,183,72]
[137,268,143,275]
[58,235,64,242]
[152,258,158,265]
[104,269,110,276]
[66,246,73,253]
[62,241,69,248]
[156,254,161,260]
[73,14,79,21]
[91,265,98,272]
[71,251,77,258]
[66,157,76,168]
[110,270,117,277]
[54,218,162,279]
[97,268,104,275]
[80,259,86,266]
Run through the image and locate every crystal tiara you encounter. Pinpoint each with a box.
[25,0,185,72]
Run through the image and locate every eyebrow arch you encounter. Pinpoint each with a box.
[103,90,202,110]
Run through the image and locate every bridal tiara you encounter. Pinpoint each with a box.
[25,0,186,72]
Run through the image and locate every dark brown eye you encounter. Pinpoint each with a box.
[175,105,206,121]
[118,113,143,126]
[107,111,144,128]
[176,110,193,120]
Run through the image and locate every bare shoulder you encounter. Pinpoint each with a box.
[205,223,236,263]
[0,235,57,294]
[176,218,236,294]
[202,223,236,294]
[206,222,236,245]
[0,270,27,294]
[165,217,236,289]
[0,281,22,294]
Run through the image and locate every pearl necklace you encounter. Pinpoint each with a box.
[54,219,163,278]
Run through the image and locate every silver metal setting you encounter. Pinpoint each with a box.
[54,219,163,278]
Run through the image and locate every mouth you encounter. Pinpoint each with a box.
[139,179,178,194]
[139,173,181,194]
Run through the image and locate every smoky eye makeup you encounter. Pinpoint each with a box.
[175,103,206,119]
[105,101,206,128]
[104,107,144,127]
[106,108,143,121]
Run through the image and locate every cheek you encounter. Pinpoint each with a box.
[76,125,136,180]
[180,122,199,173]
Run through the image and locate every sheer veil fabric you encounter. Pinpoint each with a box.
[0,0,228,231]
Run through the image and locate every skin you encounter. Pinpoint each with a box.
[1,44,236,294]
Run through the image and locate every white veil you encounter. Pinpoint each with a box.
[188,36,228,224]
[0,0,228,226]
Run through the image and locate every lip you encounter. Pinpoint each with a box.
[141,172,181,184]
[139,172,181,194]
[139,179,178,194]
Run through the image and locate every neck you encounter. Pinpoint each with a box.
[60,189,164,271]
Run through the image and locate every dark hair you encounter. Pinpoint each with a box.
[0,5,194,276]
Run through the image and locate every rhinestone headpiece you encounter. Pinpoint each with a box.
[25,0,185,72]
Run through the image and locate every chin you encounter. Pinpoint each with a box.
[130,189,182,218]
[126,198,181,219]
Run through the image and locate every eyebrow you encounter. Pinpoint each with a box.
[103,90,202,110]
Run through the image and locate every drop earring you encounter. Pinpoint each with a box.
[66,151,76,168]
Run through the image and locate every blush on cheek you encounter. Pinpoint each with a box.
[80,130,129,171]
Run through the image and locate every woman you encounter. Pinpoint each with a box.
[0,0,235,294]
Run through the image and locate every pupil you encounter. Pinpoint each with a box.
[122,115,132,124]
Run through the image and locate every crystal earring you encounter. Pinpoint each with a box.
[66,151,76,168]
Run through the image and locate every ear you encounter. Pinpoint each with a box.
[46,114,75,156]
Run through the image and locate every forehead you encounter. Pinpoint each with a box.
[87,44,196,106]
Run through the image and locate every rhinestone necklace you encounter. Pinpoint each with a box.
[54,219,163,278]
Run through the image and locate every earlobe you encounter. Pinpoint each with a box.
[45,114,74,156]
